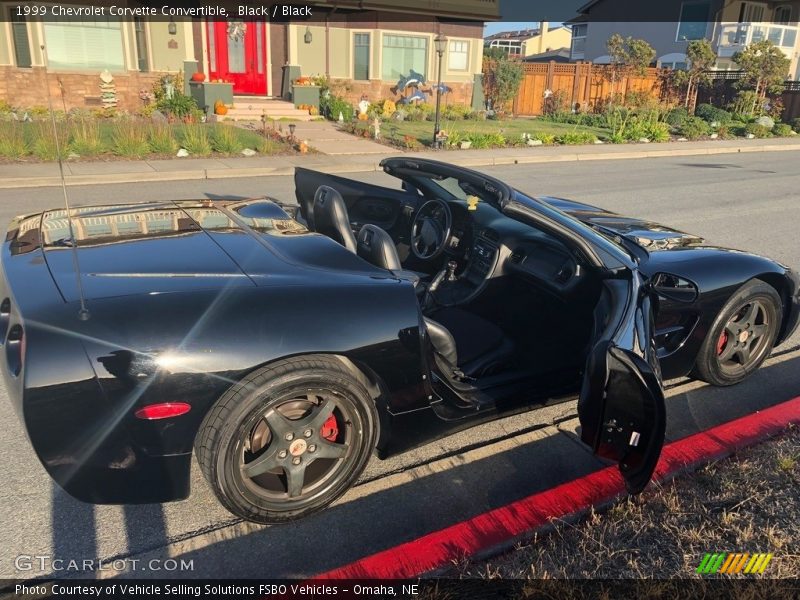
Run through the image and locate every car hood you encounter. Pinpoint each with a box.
[31,199,376,301]
[539,196,705,251]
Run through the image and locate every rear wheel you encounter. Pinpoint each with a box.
[195,356,377,524]
[693,280,782,387]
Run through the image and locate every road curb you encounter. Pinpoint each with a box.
[1,142,798,189]
[312,395,800,580]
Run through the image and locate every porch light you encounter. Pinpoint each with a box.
[168,17,177,36]
[304,26,313,44]
[434,33,447,57]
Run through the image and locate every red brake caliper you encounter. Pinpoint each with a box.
[716,330,728,356]
[320,414,339,442]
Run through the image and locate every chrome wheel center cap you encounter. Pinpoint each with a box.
[289,439,307,456]
[739,330,750,343]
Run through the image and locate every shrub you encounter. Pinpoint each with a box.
[180,123,212,156]
[402,134,422,150]
[532,133,556,145]
[557,131,598,145]
[792,118,800,133]
[643,121,671,142]
[744,122,772,138]
[211,124,244,154]
[715,125,736,139]
[772,123,794,137]
[112,120,149,157]
[695,103,732,124]
[148,123,178,154]
[321,94,354,121]
[442,104,474,120]
[69,119,104,156]
[0,99,13,114]
[678,116,710,140]
[158,93,198,119]
[0,122,27,158]
[664,107,689,128]
[31,122,68,160]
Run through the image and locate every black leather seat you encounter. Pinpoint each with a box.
[356,224,422,286]
[424,308,515,379]
[313,185,357,253]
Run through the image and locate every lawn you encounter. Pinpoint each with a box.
[443,427,799,582]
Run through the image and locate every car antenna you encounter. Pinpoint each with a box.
[41,45,90,321]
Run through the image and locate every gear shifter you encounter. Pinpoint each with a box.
[445,260,458,282]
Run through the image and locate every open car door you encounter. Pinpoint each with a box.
[578,274,666,494]
[294,167,418,240]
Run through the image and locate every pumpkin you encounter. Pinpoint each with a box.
[191,72,205,82]
[214,100,228,116]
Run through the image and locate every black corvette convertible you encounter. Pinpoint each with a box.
[2,158,798,524]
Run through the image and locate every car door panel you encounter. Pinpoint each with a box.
[578,276,666,494]
[294,167,416,238]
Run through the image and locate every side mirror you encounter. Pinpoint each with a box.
[650,273,699,304]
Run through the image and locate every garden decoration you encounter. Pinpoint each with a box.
[394,70,428,105]
[99,70,118,110]
[227,21,246,42]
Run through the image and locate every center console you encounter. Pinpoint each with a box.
[464,229,499,286]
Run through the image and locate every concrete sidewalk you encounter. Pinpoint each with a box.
[1,136,799,189]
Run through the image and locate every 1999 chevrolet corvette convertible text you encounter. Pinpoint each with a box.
[2,159,798,523]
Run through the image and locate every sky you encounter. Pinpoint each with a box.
[483,22,566,36]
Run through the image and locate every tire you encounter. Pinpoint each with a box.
[195,355,378,524]
[693,279,782,387]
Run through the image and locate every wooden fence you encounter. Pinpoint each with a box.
[512,62,664,116]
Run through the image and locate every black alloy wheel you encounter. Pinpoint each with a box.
[196,356,377,524]
[693,280,782,386]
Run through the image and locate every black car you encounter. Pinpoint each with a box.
[2,158,798,524]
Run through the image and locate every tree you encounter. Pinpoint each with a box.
[482,55,524,114]
[733,40,791,114]
[606,34,656,98]
[681,39,716,110]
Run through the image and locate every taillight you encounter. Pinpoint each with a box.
[134,402,191,420]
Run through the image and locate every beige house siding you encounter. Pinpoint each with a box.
[0,20,11,65]
[148,21,189,72]
[522,27,573,56]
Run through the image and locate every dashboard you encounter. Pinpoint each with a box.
[437,200,585,301]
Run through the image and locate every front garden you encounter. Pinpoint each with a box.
[0,73,296,162]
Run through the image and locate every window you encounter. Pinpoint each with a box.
[354,33,370,80]
[448,40,469,71]
[133,16,149,72]
[43,17,125,70]
[738,2,766,23]
[774,6,792,24]
[571,24,587,59]
[10,13,32,68]
[382,34,428,81]
[676,1,711,41]
[659,53,689,70]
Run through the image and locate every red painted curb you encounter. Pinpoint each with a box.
[314,396,800,580]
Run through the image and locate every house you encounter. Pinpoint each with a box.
[522,48,573,63]
[569,0,800,78]
[0,0,498,113]
[484,23,573,58]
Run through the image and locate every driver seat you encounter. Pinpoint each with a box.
[424,308,515,380]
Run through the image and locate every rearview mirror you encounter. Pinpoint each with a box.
[650,273,699,304]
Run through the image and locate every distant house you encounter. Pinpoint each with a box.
[0,0,499,111]
[484,23,573,58]
[569,0,800,78]
[522,48,573,63]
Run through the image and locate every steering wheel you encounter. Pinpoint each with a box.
[410,199,452,261]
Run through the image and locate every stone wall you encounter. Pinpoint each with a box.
[331,79,475,107]
[0,67,165,112]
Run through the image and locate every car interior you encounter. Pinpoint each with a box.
[295,169,606,412]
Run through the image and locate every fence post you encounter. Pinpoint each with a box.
[547,60,555,91]
[572,61,581,111]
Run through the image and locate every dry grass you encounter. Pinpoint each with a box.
[443,427,799,582]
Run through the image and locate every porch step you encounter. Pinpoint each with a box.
[225,97,314,121]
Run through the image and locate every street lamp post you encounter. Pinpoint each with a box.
[433,33,447,149]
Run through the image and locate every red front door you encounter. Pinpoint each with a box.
[207,21,268,95]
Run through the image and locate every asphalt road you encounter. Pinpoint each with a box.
[0,151,799,579]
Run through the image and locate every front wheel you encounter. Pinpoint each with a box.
[195,356,378,524]
[693,280,782,387]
